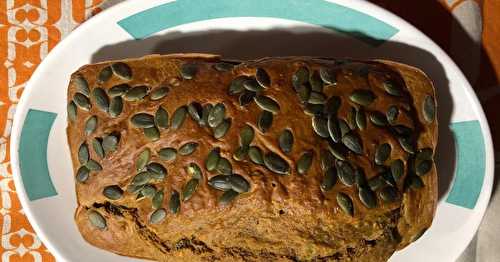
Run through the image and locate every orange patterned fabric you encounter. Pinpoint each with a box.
[0,0,499,261]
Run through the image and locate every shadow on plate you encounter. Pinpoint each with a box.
[91,27,455,201]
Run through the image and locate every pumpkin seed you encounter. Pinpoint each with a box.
[179,142,198,156]
[296,84,311,103]
[124,85,148,101]
[239,125,254,146]
[254,95,280,113]
[182,178,199,201]
[159,148,177,161]
[188,102,203,123]
[369,112,388,126]
[88,210,106,230]
[233,146,248,161]
[417,148,433,160]
[308,92,327,104]
[150,86,169,101]
[354,168,368,187]
[310,70,323,92]
[243,78,264,92]
[368,175,386,191]
[239,91,256,106]
[327,115,341,143]
[171,106,188,130]
[312,116,329,138]
[359,187,377,208]
[219,189,239,205]
[320,149,335,171]
[382,80,402,97]
[216,158,232,175]
[328,143,346,161]
[375,143,391,165]
[200,104,213,126]
[379,186,399,202]
[408,174,424,189]
[398,136,415,154]
[109,96,123,117]
[74,76,90,96]
[297,151,314,175]
[336,193,354,216]
[213,119,231,139]
[381,169,397,187]
[152,191,164,209]
[386,106,399,124]
[76,166,90,183]
[391,159,404,181]
[257,110,273,133]
[214,62,235,72]
[73,93,91,111]
[135,149,151,172]
[98,66,112,82]
[347,107,357,130]
[320,167,337,192]
[186,163,203,180]
[229,174,250,193]
[131,113,155,128]
[337,161,355,186]
[264,152,290,175]
[208,103,226,128]
[249,146,264,165]
[324,96,341,115]
[144,127,160,141]
[126,184,143,194]
[180,63,197,79]
[279,129,294,154]
[338,119,350,137]
[206,148,220,171]
[292,66,309,90]
[208,175,232,191]
[86,159,102,171]
[147,162,167,180]
[349,90,375,106]
[416,160,433,176]
[423,95,435,123]
[92,138,105,159]
[355,108,367,130]
[393,125,413,136]
[169,191,180,214]
[342,132,363,154]
[111,62,132,80]
[84,116,97,136]
[304,103,324,116]
[256,68,271,88]
[108,84,130,97]
[150,208,166,224]
[141,184,157,198]
[67,101,77,122]
[78,143,89,165]
[132,172,152,186]
[319,67,337,85]
[103,185,123,200]
[155,106,169,129]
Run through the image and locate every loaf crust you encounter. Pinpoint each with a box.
[67,54,438,261]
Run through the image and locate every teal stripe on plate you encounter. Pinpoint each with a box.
[117,0,398,46]
[19,109,58,201]
[447,120,485,209]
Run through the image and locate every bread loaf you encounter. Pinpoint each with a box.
[67,54,438,261]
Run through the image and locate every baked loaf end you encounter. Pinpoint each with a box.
[67,54,437,261]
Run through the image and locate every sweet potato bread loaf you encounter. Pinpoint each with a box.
[67,54,438,261]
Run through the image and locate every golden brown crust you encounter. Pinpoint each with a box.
[67,54,437,261]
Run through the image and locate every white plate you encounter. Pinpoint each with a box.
[10,0,494,261]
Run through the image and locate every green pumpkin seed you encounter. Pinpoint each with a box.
[327,115,341,143]
[213,119,231,139]
[249,146,264,165]
[355,108,367,130]
[126,184,142,194]
[423,95,435,123]
[342,132,363,154]
[296,84,311,103]
[337,161,355,186]
[131,113,155,128]
[74,76,89,96]
[155,106,169,129]
[182,178,199,201]
[336,193,354,216]
[368,175,386,191]
[219,189,239,205]
[254,95,280,113]
[84,116,97,136]
[359,187,377,208]
[310,70,323,92]
[200,104,213,126]
[67,101,77,122]
[324,96,341,115]
[292,66,309,90]
[108,84,130,97]
[319,67,337,85]
[169,191,180,214]
[109,96,123,118]
[233,146,248,161]
[150,208,166,224]
[150,86,169,101]
[297,151,314,175]
[76,166,90,183]
[349,90,375,106]
[257,110,273,133]
[136,149,151,171]
[144,127,160,141]
[416,160,433,176]
[208,175,232,191]
[304,103,324,116]
[180,63,197,79]
[279,129,294,154]
[111,62,132,80]
[256,68,271,88]
[171,106,188,130]
[92,138,105,159]
[386,106,399,124]
[158,148,177,161]
[391,160,404,181]
[78,143,89,165]
[88,210,106,230]
[347,107,357,130]
[239,91,256,106]
[188,102,203,123]
[243,78,264,92]
[382,80,402,97]
[239,125,254,146]
[147,162,167,180]
[312,116,329,138]
[186,163,203,180]
[369,112,388,126]
[381,169,397,187]
[216,157,232,175]
[214,62,235,72]
[124,85,148,101]
[338,119,350,137]
[398,136,415,154]
[73,93,91,111]
[229,174,250,193]
[208,103,226,128]
[98,66,112,82]
[86,159,102,171]
[132,171,152,186]
[328,143,346,161]
[141,184,157,198]
[152,191,164,209]
[320,167,337,192]
[375,143,391,165]
[417,148,434,160]
[320,149,335,171]
[408,174,424,189]
[103,185,123,200]
[264,152,290,175]
[179,142,198,156]
[379,186,399,202]
[354,168,368,187]
[308,92,327,104]
[206,148,220,171]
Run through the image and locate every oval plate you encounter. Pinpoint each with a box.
[9,0,494,261]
